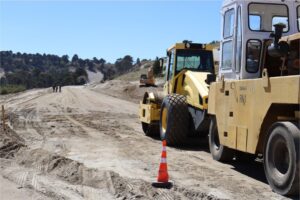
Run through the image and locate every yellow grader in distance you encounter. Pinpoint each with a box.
[139,0,299,196]
[139,41,216,146]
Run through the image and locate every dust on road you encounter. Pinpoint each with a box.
[0,85,291,200]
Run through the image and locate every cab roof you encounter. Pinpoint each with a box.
[222,0,299,7]
[167,43,214,52]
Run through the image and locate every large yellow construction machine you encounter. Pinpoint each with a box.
[139,41,215,146]
[208,0,299,196]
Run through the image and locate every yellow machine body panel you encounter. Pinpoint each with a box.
[175,71,210,110]
[208,75,300,154]
[139,103,160,123]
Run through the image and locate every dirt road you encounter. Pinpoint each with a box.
[0,86,292,200]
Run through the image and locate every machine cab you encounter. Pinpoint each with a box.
[164,42,215,94]
[219,0,300,80]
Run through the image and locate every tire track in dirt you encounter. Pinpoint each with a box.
[1,147,222,200]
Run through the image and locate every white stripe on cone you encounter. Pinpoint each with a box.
[161,158,167,163]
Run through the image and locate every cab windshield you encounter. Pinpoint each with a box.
[175,49,213,74]
[248,3,289,32]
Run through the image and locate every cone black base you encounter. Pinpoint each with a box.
[151,181,173,189]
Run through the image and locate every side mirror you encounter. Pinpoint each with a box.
[205,74,216,85]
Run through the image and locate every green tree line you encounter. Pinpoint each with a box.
[0,51,141,94]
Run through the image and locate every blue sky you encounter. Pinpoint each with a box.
[0,1,222,63]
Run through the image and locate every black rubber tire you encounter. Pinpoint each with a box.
[209,116,234,162]
[142,122,159,137]
[187,113,198,137]
[159,94,189,146]
[264,122,300,196]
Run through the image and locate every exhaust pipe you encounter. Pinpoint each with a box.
[268,24,289,57]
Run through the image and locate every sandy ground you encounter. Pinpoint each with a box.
[87,70,104,84]
[88,80,163,104]
[0,84,296,200]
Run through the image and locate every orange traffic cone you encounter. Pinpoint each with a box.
[152,140,172,188]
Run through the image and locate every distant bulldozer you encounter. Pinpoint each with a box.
[139,67,156,87]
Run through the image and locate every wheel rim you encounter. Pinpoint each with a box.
[161,107,167,133]
[213,128,220,150]
[272,135,290,175]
